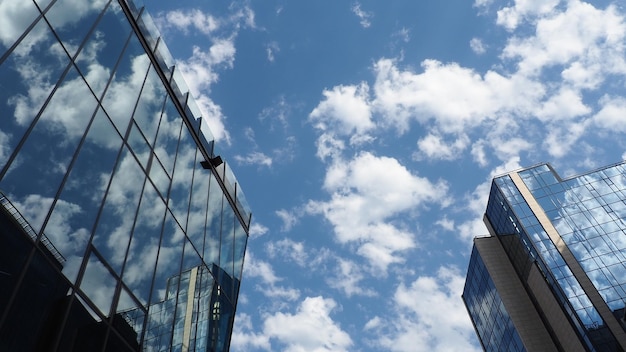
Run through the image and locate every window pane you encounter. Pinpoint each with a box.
[0,2,41,58]
[122,181,165,306]
[1,66,98,233]
[93,147,145,274]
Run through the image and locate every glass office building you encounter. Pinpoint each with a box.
[463,162,626,351]
[0,1,251,351]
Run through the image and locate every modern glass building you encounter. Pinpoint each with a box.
[463,162,626,351]
[0,1,251,351]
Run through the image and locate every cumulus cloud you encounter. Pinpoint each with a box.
[415,133,470,161]
[157,9,220,35]
[373,267,480,352]
[233,297,352,351]
[264,296,353,352]
[307,0,626,172]
[307,152,449,272]
[593,96,626,132]
[496,0,560,30]
[502,2,626,76]
[310,83,373,136]
[231,313,271,351]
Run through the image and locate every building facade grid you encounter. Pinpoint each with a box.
[463,162,626,351]
[0,0,250,351]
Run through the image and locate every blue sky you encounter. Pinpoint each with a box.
[144,0,626,350]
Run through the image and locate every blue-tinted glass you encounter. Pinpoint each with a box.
[0,1,251,350]
[100,38,150,135]
[92,147,146,274]
[1,66,98,233]
[0,3,41,59]
[169,125,196,227]
[73,1,130,99]
[153,97,183,176]
[205,176,224,264]
[80,250,117,316]
[122,181,165,305]
[133,65,167,145]
[44,0,110,58]
[188,157,211,248]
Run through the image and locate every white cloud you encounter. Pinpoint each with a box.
[233,297,352,352]
[307,0,626,173]
[372,58,543,134]
[235,151,273,167]
[156,5,255,35]
[259,96,291,129]
[0,130,10,166]
[469,37,487,54]
[249,222,269,238]
[470,140,488,167]
[315,133,345,161]
[276,209,299,232]
[415,133,470,161]
[543,119,589,158]
[310,83,373,136]
[502,2,626,76]
[177,40,235,95]
[327,258,377,297]
[394,27,411,43]
[307,152,449,272]
[244,252,282,286]
[158,9,220,35]
[364,316,382,331]
[244,252,301,301]
[231,313,271,351]
[266,238,308,267]
[176,40,235,143]
[496,0,559,30]
[435,217,455,232]
[266,41,280,62]
[535,87,590,120]
[263,296,353,352]
[593,96,626,133]
[351,2,373,28]
[0,0,107,56]
[374,267,480,352]
[152,6,259,144]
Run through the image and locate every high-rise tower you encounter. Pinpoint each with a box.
[464,162,626,351]
[0,1,251,351]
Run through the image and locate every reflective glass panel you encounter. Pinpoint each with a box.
[92,147,146,274]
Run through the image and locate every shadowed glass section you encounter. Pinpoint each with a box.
[463,245,526,352]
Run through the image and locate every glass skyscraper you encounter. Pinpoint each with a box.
[463,162,626,351]
[0,1,251,351]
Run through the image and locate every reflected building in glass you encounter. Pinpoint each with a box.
[463,162,626,351]
[0,1,251,351]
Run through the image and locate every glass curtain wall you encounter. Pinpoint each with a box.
[0,1,250,351]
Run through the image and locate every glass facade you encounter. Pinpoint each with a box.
[465,162,626,351]
[0,1,251,351]
[464,246,526,352]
